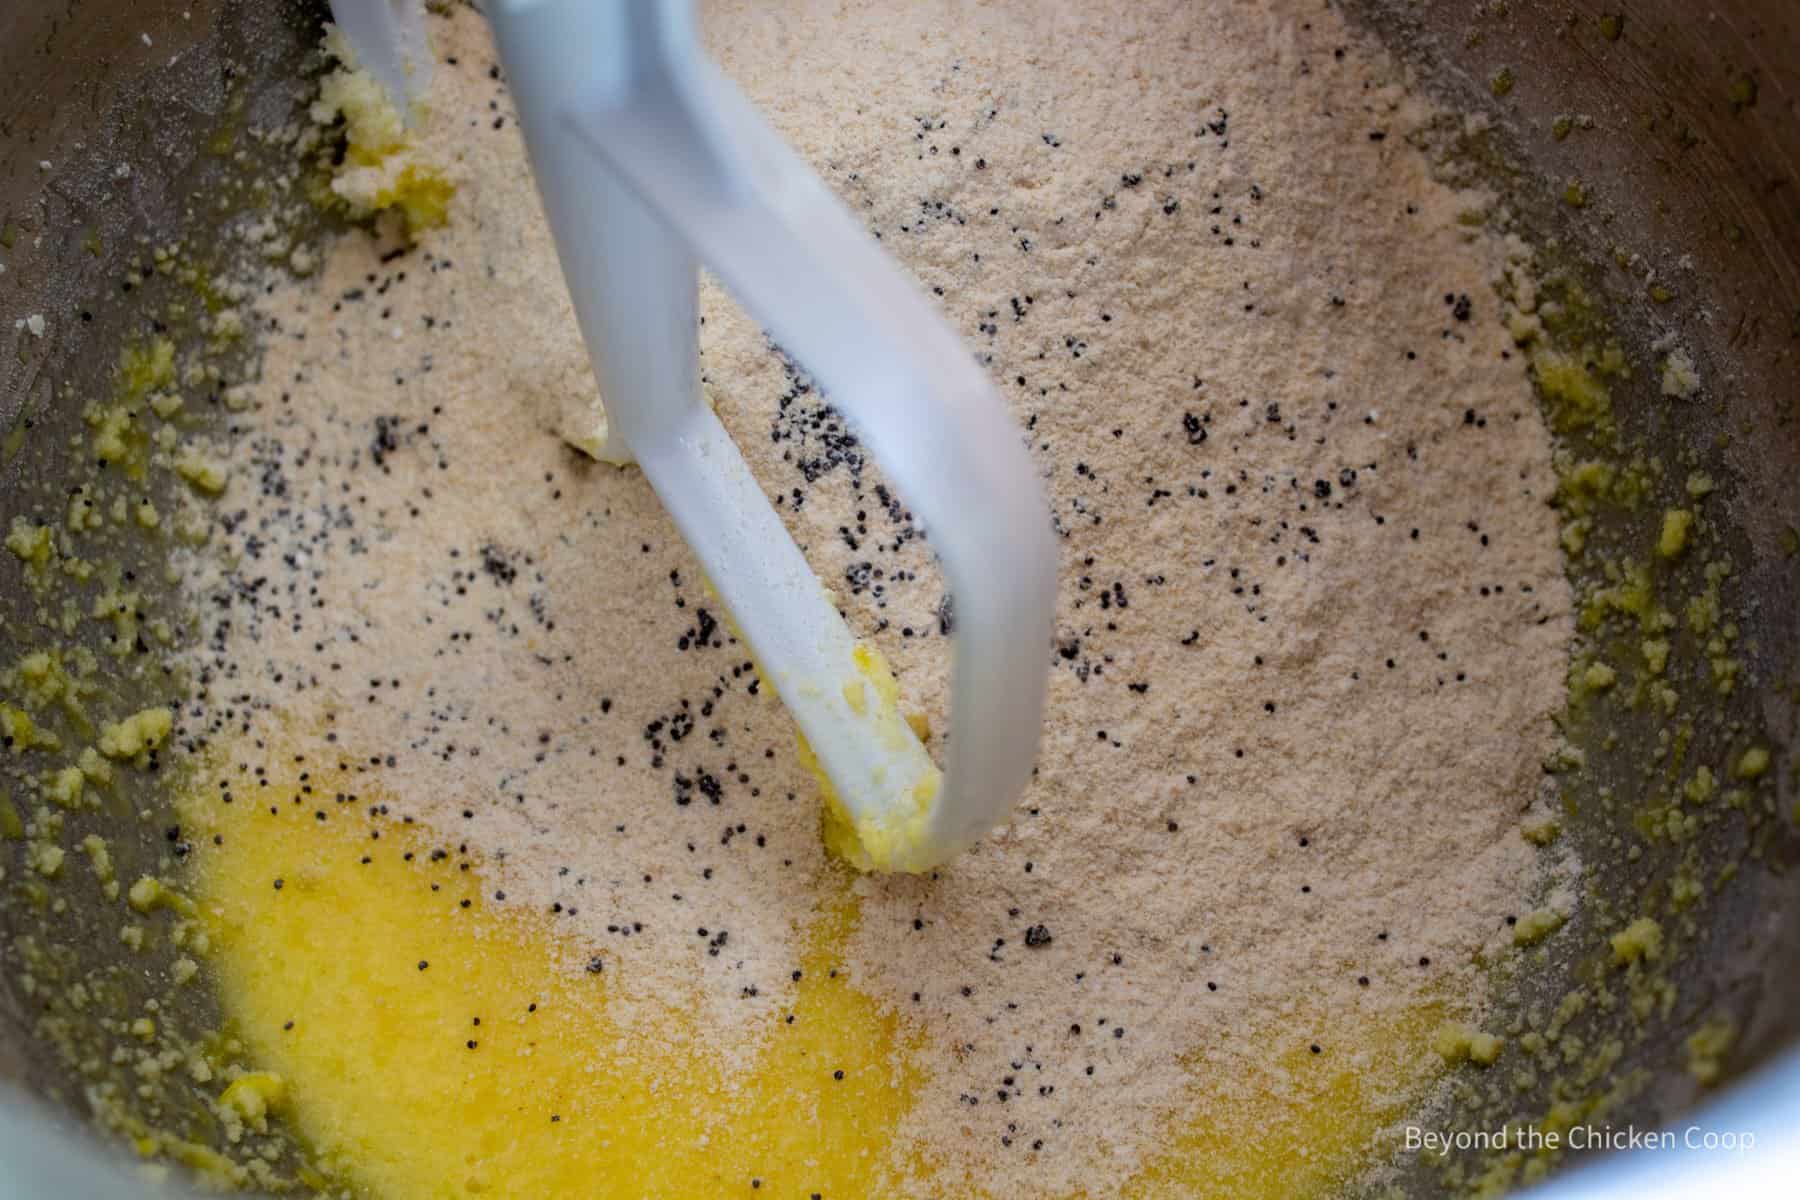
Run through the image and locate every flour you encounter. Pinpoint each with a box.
[180,1,1575,1192]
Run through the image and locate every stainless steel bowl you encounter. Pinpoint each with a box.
[1,1,1794,1195]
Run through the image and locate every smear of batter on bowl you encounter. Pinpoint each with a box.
[172,1,1577,1195]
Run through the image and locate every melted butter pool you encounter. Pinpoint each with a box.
[180,768,925,1197]
[178,756,1447,1198]
[1123,1005,1447,1198]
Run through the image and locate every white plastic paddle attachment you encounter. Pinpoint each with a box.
[326,0,434,117]
[488,0,1057,872]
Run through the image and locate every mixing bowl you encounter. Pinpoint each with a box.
[1,1,1794,1195]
